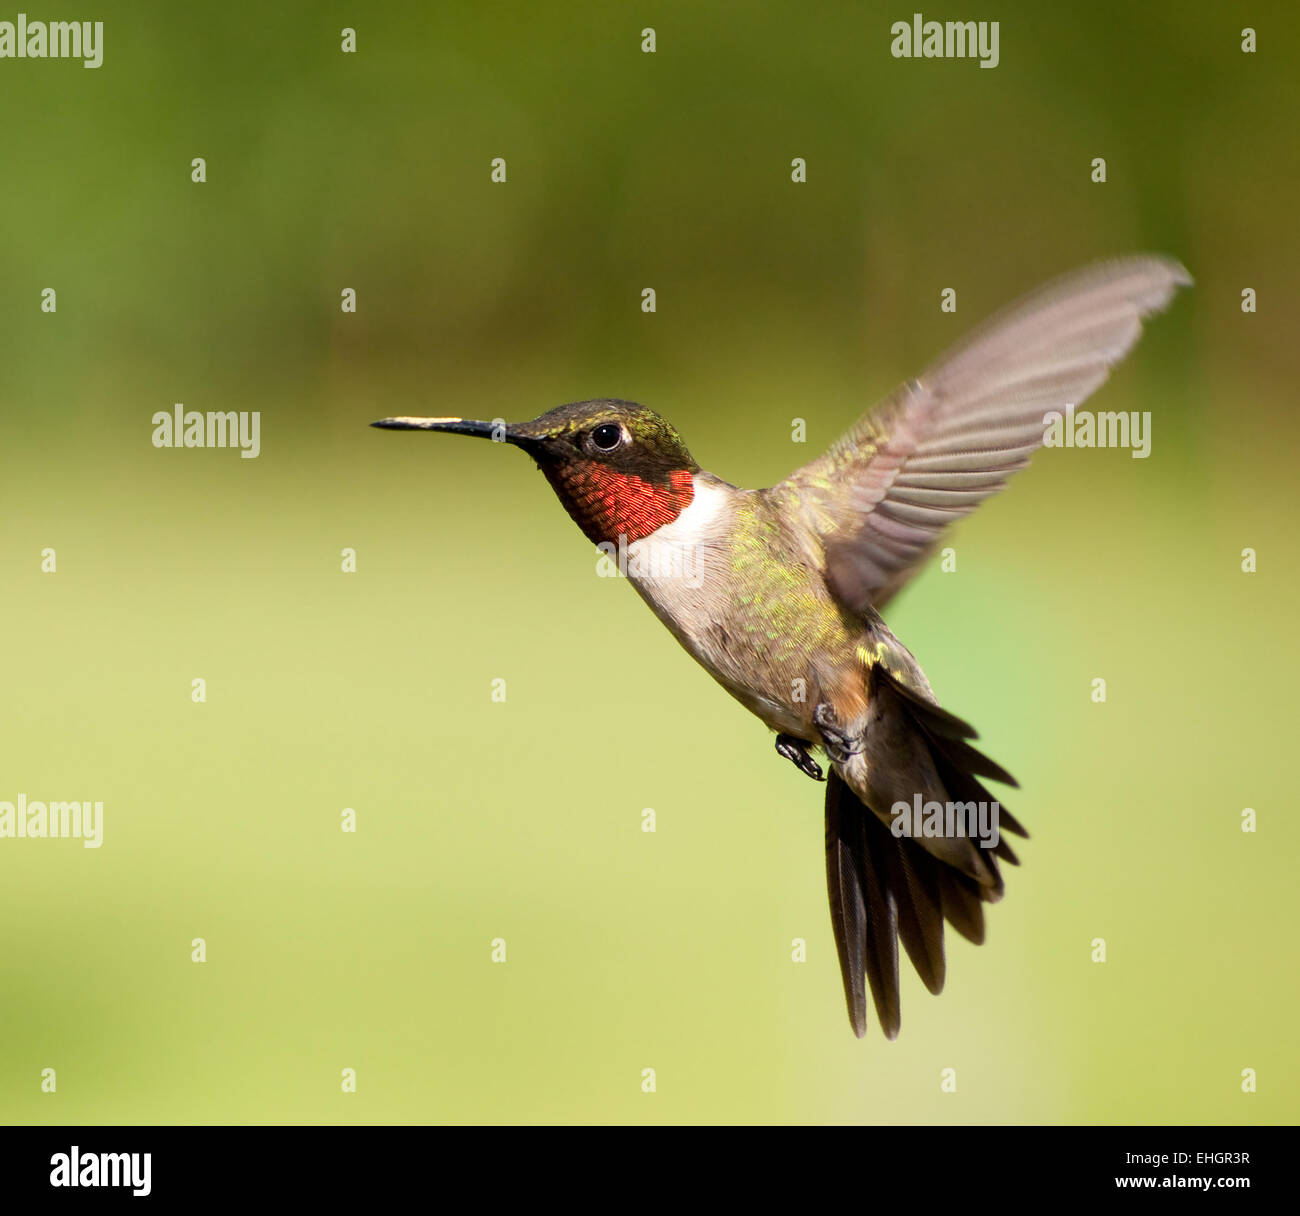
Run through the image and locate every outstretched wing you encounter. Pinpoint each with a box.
[768,256,1191,613]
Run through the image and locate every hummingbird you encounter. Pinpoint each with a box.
[374,256,1190,1039]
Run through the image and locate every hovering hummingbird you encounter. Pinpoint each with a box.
[374,256,1190,1038]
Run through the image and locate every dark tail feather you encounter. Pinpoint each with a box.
[825,773,875,1038]
[933,734,1019,789]
[825,773,907,1038]
[938,867,987,944]
[858,811,903,1037]
[827,771,943,1039]
[882,823,946,996]
[901,689,1030,842]
[824,684,1026,1038]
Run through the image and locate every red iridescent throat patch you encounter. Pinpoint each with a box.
[544,462,695,545]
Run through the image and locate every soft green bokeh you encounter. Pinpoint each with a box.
[1,2,1296,1123]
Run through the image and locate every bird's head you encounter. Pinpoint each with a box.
[372,398,700,546]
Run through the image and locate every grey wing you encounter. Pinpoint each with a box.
[769,255,1192,613]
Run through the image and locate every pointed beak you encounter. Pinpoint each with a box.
[371,415,495,438]
[370,415,543,450]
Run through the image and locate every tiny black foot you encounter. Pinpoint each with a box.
[813,702,864,765]
[776,734,825,782]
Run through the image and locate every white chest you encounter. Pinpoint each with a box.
[624,476,728,590]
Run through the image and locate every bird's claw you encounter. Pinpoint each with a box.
[813,702,863,765]
[776,734,825,782]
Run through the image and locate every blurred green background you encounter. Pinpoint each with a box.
[1,1,1296,1124]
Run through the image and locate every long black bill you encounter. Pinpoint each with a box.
[370,416,501,438]
[370,415,539,451]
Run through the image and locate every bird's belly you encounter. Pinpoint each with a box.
[714,675,813,738]
[627,569,824,741]
[623,481,850,741]
[644,598,814,736]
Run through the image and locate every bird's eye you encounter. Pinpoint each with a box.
[590,423,624,452]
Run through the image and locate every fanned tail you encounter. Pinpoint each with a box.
[824,672,1026,1039]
